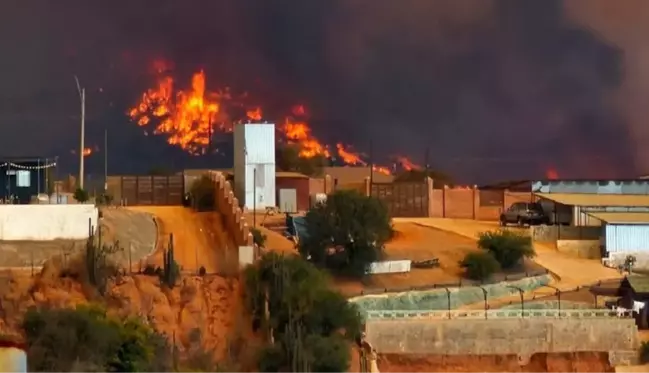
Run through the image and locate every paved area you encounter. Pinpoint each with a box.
[127,206,236,274]
[395,218,622,289]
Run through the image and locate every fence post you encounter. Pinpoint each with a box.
[472,186,477,220]
[442,186,447,218]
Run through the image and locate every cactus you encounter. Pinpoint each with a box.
[162,233,179,288]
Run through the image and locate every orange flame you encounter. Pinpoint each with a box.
[546,168,559,180]
[336,144,366,166]
[373,165,391,175]
[281,118,330,158]
[396,156,421,171]
[128,69,226,155]
[70,147,95,157]
[246,107,262,121]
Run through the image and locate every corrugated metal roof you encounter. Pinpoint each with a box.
[536,193,649,207]
[588,212,649,224]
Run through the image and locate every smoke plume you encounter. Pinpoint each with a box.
[0,0,638,182]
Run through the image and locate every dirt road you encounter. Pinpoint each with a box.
[395,218,622,289]
[127,206,236,274]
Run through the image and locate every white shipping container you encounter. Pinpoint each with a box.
[233,123,276,210]
[367,260,412,274]
[605,224,649,254]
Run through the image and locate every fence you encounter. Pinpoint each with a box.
[107,175,184,206]
[371,182,429,218]
[350,268,550,297]
[364,308,632,320]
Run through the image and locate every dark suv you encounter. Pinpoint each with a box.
[499,202,550,226]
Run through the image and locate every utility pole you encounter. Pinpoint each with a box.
[74,76,86,189]
[104,129,108,193]
[368,139,374,192]
[425,147,430,173]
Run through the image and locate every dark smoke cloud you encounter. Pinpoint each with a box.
[0,0,638,183]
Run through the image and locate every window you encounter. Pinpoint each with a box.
[16,170,30,187]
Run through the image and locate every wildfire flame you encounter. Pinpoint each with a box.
[546,167,559,180]
[129,65,425,175]
[70,147,96,157]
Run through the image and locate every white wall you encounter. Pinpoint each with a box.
[367,260,412,274]
[233,123,277,210]
[0,205,98,241]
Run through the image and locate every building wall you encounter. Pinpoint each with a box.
[429,188,533,220]
[532,180,649,194]
[365,318,638,364]
[233,124,276,210]
[0,204,98,240]
[276,177,310,211]
[556,240,602,259]
[605,224,649,254]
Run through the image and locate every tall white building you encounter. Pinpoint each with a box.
[233,123,276,210]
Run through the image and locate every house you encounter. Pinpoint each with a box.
[530,180,649,261]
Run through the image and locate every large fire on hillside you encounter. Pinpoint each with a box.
[128,64,414,175]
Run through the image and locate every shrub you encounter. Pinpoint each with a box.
[74,188,89,203]
[640,341,649,363]
[460,251,500,281]
[22,305,171,371]
[251,227,267,247]
[190,175,216,212]
[477,229,535,269]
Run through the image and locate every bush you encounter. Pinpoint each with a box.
[477,229,535,269]
[74,188,89,203]
[251,227,267,247]
[640,341,649,363]
[190,175,215,212]
[299,190,393,277]
[22,305,171,371]
[459,251,500,281]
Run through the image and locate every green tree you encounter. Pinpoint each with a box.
[299,190,393,277]
[245,252,361,372]
[459,251,500,281]
[250,227,267,247]
[190,174,215,211]
[276,144,328,177]
[22,304,171,372]
[477,230,535,269]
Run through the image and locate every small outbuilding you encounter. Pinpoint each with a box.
[275,172,310,213]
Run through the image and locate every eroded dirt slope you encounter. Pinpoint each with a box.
[127,206,236,274]
[0,260,256,366]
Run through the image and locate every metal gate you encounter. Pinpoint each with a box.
[107,175,184,205]
[370,182,429,217]
[278,188,297,213]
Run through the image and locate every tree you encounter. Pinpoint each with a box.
[74,187,89,203]
[190,174,215,211]
[244,252,362,372]
[459,251,500,281]
[250,227,267,247]
[22,305,171,372]
[276,144,328,177]
[299,190,393,277]
[477,230,535,269]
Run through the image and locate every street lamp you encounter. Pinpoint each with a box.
[478,286,489,319]
[74,76,86,190]
[507,285,525,317]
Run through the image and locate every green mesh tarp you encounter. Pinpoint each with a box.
[350,275,551,312]
[499,300,594,310]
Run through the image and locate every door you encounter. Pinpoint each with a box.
[279,189,297,213]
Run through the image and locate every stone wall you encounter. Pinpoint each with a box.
[557,240,602,259]
[209,171,253,247]
[365,318,638,366]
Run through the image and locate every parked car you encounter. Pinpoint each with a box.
[499,202,550,226]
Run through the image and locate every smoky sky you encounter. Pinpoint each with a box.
[0,0,642,183]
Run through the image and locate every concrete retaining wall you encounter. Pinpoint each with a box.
[608,251,649,271]
[365,318,638,364]
[0,205,98,240]
[557,240,601,259]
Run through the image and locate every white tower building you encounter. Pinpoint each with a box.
[233,123,276,210]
